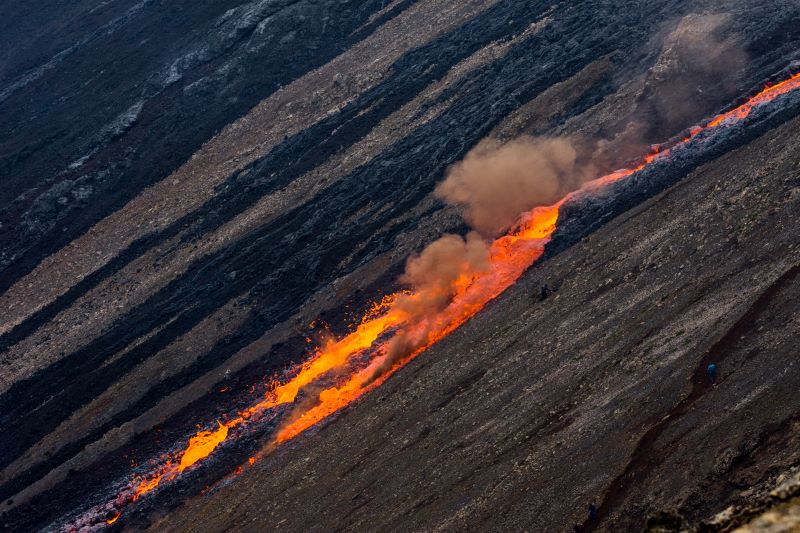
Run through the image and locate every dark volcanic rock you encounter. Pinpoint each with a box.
[1,0,799,531]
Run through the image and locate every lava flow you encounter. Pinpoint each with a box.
[71,70,800,529]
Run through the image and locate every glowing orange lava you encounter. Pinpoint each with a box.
[708,71,800,128]
[127,302,409,501]
[179,422,229,471]
[78,69,800,529]
[275,189,569,442]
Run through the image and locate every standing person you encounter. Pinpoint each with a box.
[707,363,718,383]
[539,283,552,301]
[588,503,598,521]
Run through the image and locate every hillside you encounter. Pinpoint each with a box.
[1,1,799,531]
[154,108,800,532]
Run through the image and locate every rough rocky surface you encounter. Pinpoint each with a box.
[1,0,799,531]
[151,110,800,533]
[732,500,800,533]
[670,467,800,532]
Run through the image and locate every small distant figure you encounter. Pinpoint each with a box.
[539,283,552,301]
[573,503,598,532]
[707,363,718,383]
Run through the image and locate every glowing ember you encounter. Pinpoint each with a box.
[69,69,800,529]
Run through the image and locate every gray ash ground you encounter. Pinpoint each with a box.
[1,1,799,531]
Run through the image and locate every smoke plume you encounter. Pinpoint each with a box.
[435,137,596,237]
[587,13,747,165]
[638,13,748,140]
[364,136,596,380]
[395,231,490,315]
[364,232,490,380]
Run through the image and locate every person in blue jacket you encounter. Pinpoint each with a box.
[707,363,718,383]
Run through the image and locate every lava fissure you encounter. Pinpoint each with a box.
[59,70,800,531]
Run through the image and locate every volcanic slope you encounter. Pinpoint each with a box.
[1,0,800,531]
[154,100,800,532]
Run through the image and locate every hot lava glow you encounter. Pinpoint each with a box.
[73,70,800,529]
[708,71,800,128]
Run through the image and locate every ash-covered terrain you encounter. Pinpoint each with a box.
[1,1,799,531]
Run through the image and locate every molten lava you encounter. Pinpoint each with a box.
[273,202,564,442]
[708,71,800,127]
[179,422,229,471]
[73,70,800,529]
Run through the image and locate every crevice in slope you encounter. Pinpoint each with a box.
[582,262,800,531]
